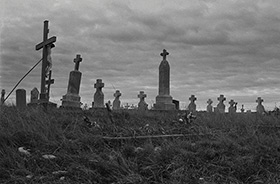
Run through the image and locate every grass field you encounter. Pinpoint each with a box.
[1,106,280,184]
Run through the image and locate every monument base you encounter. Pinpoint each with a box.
[37,100,57,109]
[154,95,175,110]
[61,93,82,108]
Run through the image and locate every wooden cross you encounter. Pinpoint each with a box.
[138,91,147,100]
[189,95,197,102]
[218,94,226,102]
[256,97,263,104]
[160,49,169,60]
[36,20,56,101]
[46,70,54,99]
[114,90,121,98]
[94,79,104,89]
[73,54,82,71]
[207,99,213,105]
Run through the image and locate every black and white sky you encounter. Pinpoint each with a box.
[1,0,280,111]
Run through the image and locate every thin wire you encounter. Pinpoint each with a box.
[2,58,42,104]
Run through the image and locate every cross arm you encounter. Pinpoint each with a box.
[36,36,56,50]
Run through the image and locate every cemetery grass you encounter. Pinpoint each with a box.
[1,107,280,184]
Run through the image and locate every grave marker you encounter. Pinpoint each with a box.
[228,99,237,114]
[154,49,175,110]
[93,79,105,108]
[207,99,213,113]
[138,91,148,111]
[16,89,26,110]
[30,87,39,103]
[36,20,56,103]
[217,94,226,113]
[61,54,83,108]
[113,90,121,110]
[241,104,245,113]
[188,95,197,113]
[256,97,265,114]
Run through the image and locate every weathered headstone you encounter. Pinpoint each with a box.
[36,20,56,105]
[228,99,237,114]
[217,94,226,113]
[172,99,180,110]
[256,97,265,114]
[241,104,245,113]
[154,49,175,110]
[207,99,213,113]
[113,90,121,110]
[30,87,39,103]
[16,89,26,110]
[138,91,148,111]
[188,95,197,113]
[61,54,83,108]
[93,79,105,108]
[1,89,5,105]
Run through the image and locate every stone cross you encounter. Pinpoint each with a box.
[188,95,197,113]
[1,89,5,105]
[73,54,82,71]
[30,87,39,103]
[160,49,169,60]
[241,104,245,113]
[207,99,213,113]
[138,91,148,111]
[93,79,105,108]
[124,103,130,109]
[45,70,54,99]
[36,20,56,102]
[113,90,121,110]
[217,94,226,113]
[256,97,265,114]
[228,99,237,114]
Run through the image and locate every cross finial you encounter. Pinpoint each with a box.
[207,99,213,105]
[218,94,226,102]
[114,90,121,98]
[160,49,169,60]
[256,97,263,104]
[189,95,197,102]
[74,54,82,71]
[229,99,236,106]
[138,91,147,100]
[94,79,104,89]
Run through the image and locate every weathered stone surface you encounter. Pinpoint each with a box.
[154,49,175,110]
[138,91,148,111]
[207,99,213,113]
[61,55,83,108]
[188,95,197,113]
[30,87,39,103]
[217,94,226,113]
[228,99,237,114]
[113,90,121,110]
[16,89,26,110]
[256,97,265,114]
[93,79,105,108]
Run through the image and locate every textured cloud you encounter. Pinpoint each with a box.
[1,0,280,111]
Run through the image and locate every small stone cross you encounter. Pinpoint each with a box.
[160,49,169,60]
[189,95,197,103]
[94,79,104,89]
[229,99,236,106]
[138,91,147,100]
[256,97,263,105]
[114,90,121,98]
[207,99,213,105]
[218,94,226,103]
[74,54,82,71]
[124,103,130,109]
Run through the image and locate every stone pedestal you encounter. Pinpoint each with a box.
[61,66,82,108]
[16,89,26,110]
[154,49,175,110]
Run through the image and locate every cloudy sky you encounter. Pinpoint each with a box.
[1,0,280,111]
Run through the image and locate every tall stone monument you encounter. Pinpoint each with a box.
[93,79,105,108]
[207,99,213,113]
[154,49,175,110]
[217,94,226,113]
[188,95,197,113]
[113,90,121,110]
[16,89,26,110]
[228,99,237,114]
[256,97,265,114]
[138,91,148,111]
[1,89,5,105]
[61,54,83,108]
